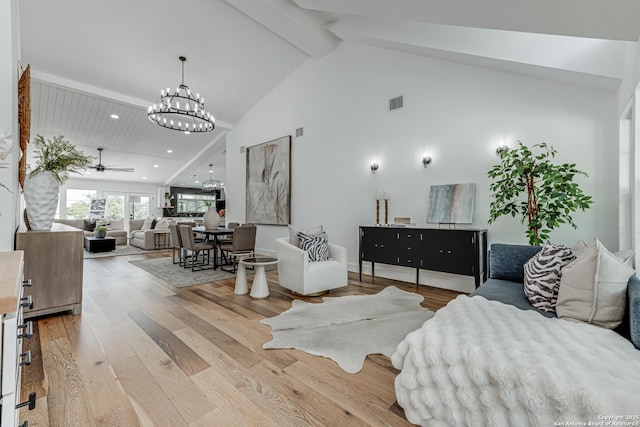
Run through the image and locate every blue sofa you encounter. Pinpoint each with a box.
[470,243,640,350]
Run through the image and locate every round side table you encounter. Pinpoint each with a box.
[241,257,279,299]
[233,251,254,295]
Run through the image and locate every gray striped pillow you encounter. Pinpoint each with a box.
[298,231,329,262]
[523,243,575,312]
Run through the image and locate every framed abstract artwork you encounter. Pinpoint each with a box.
[246,135,291,225]
[426,183,476,224]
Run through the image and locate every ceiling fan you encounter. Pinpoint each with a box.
[89,148,135,172]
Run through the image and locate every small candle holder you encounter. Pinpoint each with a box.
[384,199,389,226]
[375,199,381,226]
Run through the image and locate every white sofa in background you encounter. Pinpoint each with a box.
[53,218,127,245]
[129,218,175,250]
[275,236,348,296]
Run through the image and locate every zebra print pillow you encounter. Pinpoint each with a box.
[523,243,575,312]
[298,231,330,262]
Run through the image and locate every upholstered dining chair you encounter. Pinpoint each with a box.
[218,222,240,248]
[178,224,215,271]
[219,224,257,272]
[169,223,183,265]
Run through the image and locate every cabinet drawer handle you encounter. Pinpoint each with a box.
[22,279,32,287]
[16,392,36,411]
[19,350,32,366]
[17,321,33,339]
[21,295,33,309]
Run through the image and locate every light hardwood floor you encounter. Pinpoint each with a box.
[19,251,463,427]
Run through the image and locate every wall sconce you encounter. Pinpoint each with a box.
[496,143,509,156]
[370,162,379,174]
[422,156,432,168]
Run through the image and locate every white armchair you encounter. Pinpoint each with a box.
[275,236,348,296]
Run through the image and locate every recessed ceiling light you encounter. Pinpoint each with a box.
[184,131,190,135]
[153,164,159,168]
[110,114,119,119]
[167,149,173,153]
[194,180,199,183]
[181,183,184,186]
[142,177,147,180]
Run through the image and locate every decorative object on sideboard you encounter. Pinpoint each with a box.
[147,56,215,133]
[24,135,93,230]
[370,162,378,174]
[246,135,291,225]
[384,198,389,226]
[202,163,221,192]
[487,141,593,245]
[427,183,476,225]
[375,199,380,226]
[203,205,221,229]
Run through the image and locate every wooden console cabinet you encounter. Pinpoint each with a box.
[15,223,83,319]
[359,226,487,288]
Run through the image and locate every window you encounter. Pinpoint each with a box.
[66,189,97,219]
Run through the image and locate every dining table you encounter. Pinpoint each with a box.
[192,226,235,269]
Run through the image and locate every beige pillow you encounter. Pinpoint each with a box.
[110,218,124,230]
[141,218,154,231]
[288,225,323,247]
[556,239,635,328]
[571,239,634,266]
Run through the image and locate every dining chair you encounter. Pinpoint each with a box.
[169,223,184,265]
[218,222,240,247]
[178,224,215,271]
[220,224,257,273]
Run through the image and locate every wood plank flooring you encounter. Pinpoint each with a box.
[19,252,463,426]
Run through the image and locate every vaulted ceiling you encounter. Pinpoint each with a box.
[19,0,640,186]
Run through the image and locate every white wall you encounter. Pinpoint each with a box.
[227,42,618,292]
[0,0,20,251]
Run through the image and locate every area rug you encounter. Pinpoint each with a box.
[260,286,434,374]
[84,245,157,259]
[129,257,235,287]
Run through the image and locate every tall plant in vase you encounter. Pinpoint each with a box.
[487,141,593,246]
[24,135,93,230]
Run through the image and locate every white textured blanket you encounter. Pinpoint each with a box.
[392,295,640,427]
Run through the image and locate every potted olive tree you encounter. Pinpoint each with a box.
[24,135,94,230]
[487,141,593,245]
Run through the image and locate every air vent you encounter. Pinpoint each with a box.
[296,127,304,137]
[240,145,246,153]
[389,96,403,111]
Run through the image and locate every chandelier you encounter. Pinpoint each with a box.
[148,56,215,133]
[202,164,221,192]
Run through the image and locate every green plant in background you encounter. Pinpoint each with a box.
[30,135,94,184]
[487,141,593,246]
[94,225,108,232]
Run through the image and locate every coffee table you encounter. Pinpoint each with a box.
[240,257,279,299]
[84,236,116,253]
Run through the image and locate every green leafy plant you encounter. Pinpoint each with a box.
[94,226,108,232]
[29,135,94,185]
[487,141,593,246]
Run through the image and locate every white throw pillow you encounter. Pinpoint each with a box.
[571,239,634,266]
[288,224,323,248]
[110,218,124,230]
[141,218,154,231]
[556,239,635,329]
[154,219,169,230]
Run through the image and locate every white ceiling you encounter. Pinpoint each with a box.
[19,0,640,186]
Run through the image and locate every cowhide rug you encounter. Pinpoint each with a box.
[260,286,434,373]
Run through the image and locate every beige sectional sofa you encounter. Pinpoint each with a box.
[53,218,128,245]
[129,218,174,250]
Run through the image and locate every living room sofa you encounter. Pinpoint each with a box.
[53,218,127,245]
[129,218,174,250]
[392,242,640,425]
[470,243,640,347]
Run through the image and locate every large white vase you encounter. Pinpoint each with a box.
[24,171,59,230]
[203,207,221,229]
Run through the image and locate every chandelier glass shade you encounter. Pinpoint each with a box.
[148,56,215,133]
[202,164,221,192]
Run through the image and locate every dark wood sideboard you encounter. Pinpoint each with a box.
[358,226,487,288]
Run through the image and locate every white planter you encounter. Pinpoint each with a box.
[24,171,60,231]
[203,207,221,229]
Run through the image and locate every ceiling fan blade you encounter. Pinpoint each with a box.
[104,167,135,172]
